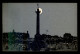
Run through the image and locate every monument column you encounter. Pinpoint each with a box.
[36,4,40,35]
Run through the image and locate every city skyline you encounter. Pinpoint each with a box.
[2,3,77,38]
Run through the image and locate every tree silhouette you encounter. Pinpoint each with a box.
[63,33,73,43]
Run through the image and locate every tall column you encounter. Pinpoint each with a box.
[36,8,40,35]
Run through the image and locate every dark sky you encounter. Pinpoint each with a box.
[2,3,77,38]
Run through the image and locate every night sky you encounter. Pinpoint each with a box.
[2,3,77,38]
